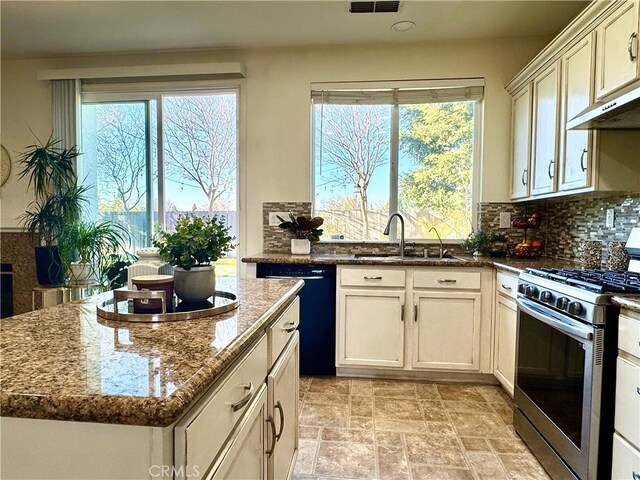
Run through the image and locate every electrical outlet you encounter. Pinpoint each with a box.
[268,212,290,226]
[606,209,615,228]
[499,212,512,229]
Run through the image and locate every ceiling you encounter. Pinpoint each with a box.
[1,1,589,59]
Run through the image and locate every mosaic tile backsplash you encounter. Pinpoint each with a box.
[479,192,640,264]
[266,194,640,265]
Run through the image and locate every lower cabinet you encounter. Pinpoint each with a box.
[210,385,268,480]
[336,266,494,374]
[493,294,517,395]
[338,289,405,368]
[268,333,299,480]
[413,292,481,370]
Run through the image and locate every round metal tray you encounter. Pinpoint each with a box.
[96,289,239,323]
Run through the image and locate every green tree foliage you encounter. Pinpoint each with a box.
[399,102,474,239]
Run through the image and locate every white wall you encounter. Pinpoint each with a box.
[0,37,549,256]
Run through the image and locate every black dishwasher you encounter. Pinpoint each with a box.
[257,263,336,376]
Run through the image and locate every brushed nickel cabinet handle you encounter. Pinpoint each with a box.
[275,401,285,441]
[501,284,512,290]
[438,279,457,283]
[414,304,418,322]
[629,32,637,61]
[400,304,405,322]
[364,276,382,280]
[282,321,297,333]
[580,149,588,172]
[521,169,527,186]
[266,414,277,457]
[231,382,254,412]
[548,159,554,179]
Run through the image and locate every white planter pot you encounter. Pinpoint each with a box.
[173,265,216,303]
[69,262,95,285]
[291,239,311,255]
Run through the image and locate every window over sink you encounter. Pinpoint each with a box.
[312,79,483,242]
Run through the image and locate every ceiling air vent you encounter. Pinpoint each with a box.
[349,1,400,14]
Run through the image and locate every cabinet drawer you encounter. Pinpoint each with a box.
[496,271,518,299]
[175,336,268,479]
[268,297,300,367]
[620,313,640,359]
[413,269,481,290]
[615,357,640,447]
[340,267,405,288]
[612,433,640,480]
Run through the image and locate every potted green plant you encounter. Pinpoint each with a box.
[18,134,88,285]
[461,229,508,257]
[277,213,324,254]
[153,214,235,302]
[59,221,130,285]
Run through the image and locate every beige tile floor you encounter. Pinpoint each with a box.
[294,377,551,480]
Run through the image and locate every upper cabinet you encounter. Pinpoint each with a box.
[559,34,595,192]
[508,0,640,201]
[595,0,640,99]
[530,62,560,196]
[510,85,532,200]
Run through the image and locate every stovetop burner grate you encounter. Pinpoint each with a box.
[525,268,640,294]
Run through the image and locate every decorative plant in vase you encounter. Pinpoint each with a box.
[59,221,130,285]
[277,213,324,254]
[461,229,508,257]
[18,134,89,285]
[153,214,235,302]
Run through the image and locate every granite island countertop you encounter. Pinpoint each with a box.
[0,278,303,427]
[242,252,578,274]
[612,295,640,314]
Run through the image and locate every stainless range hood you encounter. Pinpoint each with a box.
[567,80,640,130]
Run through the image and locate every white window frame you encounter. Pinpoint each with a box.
[80,80,247,273]
[310,79,484,243]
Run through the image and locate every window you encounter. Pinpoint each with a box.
[312,80,483,241]
[80,89,239,277]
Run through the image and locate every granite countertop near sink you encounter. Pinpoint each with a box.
[242,252,578,274]
[0,278,303,427]
[612,295,640,314]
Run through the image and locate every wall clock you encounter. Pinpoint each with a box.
[1,145,11,187]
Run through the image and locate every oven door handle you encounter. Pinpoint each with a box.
[517,297,594,341]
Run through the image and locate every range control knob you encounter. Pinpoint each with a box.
[556,297,570,311]
[526,286,538,297]
[568,302,582,316]
[518,283,526,294]
[540,291,553,303]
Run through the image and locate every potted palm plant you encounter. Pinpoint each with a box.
[153,214,235,302]
[59,221,130,285]
[277,213,324,254]
[18,134,88,285]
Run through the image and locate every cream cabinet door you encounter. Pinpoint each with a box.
[510,84,532,200]
[531,62,560,196]
[494,294,517,396]
[596,0,640,99]
[338,289,405,368]
[559,34,594,192]
[612,433,640,480]
[412,292,481,371]
[268,333,299,480]
[208,385,268,480]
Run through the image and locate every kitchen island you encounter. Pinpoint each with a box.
[1,277,303,480]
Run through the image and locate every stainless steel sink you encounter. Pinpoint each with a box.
[353,254,466,262]
[353,254,403,261]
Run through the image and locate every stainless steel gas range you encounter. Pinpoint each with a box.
[515,230,640,480]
